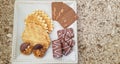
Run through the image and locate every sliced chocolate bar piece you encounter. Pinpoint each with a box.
[57,29,66,39]
[66,28,74,38]
[57,28,74,42]
[52,40,62,58]
[64,28,74,41]
[67,39,75,47]
[62,42,72,56]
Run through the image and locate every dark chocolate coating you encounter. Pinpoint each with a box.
[33,44,43,50]
[20,42,32,55]
[20,43,30,52]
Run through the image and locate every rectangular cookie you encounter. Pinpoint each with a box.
[64,28,74,41]
[66,39,75,47]
[62,42,72,56]
[52,40,62,58]
[57,28,74,42]
[57,29,66,39]
[58,37,74,56]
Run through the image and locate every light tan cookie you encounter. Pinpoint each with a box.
[21,23,50,57]
[25,10,53,33]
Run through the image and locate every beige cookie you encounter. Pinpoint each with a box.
[21,23,50,57]
[25,10,53,33]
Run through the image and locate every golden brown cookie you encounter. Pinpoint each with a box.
[22,23,50,57]
[25,10,53,33]
[21,10,53,57]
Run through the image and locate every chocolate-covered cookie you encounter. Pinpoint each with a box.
[52,28,75,58]
[57,28,74,42]
[33,44,47,57]
[52,40,62,58]
[57,29,66,39]
[67,39,75,47]
[20,42,33,55]
[62,42,72,56]
[64,28,74,41]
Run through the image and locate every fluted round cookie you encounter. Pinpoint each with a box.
[22,23,50,57]
[25,10,53,33]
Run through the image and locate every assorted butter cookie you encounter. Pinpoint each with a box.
[25,10,53,33]
[20,10,53,57]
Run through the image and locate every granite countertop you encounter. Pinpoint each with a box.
[0,0,120,64]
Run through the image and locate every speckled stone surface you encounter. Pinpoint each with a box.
[0,0,120,64]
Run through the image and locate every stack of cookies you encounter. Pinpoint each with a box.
[20,10,53,57]
[52,28,75,58]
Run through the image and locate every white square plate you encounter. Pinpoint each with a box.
[12,1,78,64]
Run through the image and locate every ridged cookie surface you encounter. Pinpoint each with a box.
[22,23,50,57]
[20,10,53,57]
[25,10,53,33]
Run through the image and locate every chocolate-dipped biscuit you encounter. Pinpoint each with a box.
[20,42,33,55]
[57,28,74,42]
[52,28,75,58]
[32,44,47,57]
[33,44,43,50]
